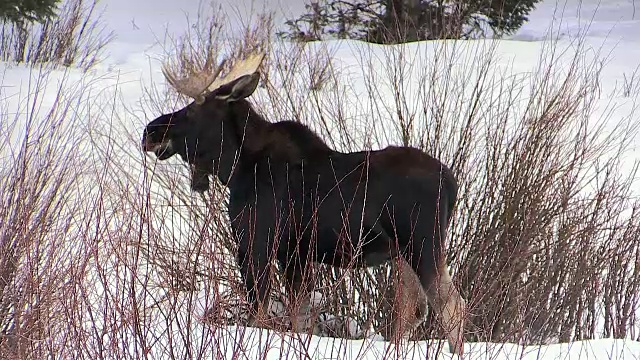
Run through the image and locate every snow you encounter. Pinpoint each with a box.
[127,319,640,359]
[513,0,640,42]
[2,0,640,359]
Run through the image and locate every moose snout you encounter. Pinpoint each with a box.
[141,135,175,160]
[141,135,164,153]
[141,133,161,152]
[141,136,153,152]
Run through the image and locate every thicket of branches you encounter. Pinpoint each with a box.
[279,0,541,43]
[1,3,639,359]
[135,7,640,347]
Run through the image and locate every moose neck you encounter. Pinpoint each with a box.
[216,99,270,185]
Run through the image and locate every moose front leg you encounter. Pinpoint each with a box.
[235,203,288,331]
[237,245,273,329]
[283,260,317,333]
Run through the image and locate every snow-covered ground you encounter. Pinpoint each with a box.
[2,0,640,359]
[149,326,640,359]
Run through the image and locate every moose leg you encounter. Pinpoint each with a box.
[418,260,466,355]
[283,261,316,333]
[237,245,273,329]
[387,256,428,342]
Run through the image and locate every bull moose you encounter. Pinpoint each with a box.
[141,52,466,354]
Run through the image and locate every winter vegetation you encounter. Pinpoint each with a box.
[280,0,542,42]
[1,0,640,359]
[0,0,113,70]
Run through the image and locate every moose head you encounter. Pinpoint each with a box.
[141,53,265,191]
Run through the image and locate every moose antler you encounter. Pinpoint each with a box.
[162,52,265,104]
[161,61,225,101]
[207,52,265,92]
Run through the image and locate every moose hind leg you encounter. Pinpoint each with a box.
[386,256,428,342]
[422,263,466,355]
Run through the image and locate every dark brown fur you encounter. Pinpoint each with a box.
[141,73,466,354]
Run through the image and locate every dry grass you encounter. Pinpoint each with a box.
[1,2,639,359]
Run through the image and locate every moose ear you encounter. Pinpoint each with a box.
[214,72,260,102]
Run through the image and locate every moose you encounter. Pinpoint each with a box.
[141,52,466,354]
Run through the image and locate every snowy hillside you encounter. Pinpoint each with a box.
[1,0,640,359]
